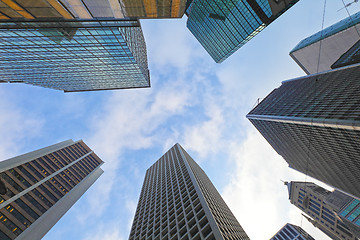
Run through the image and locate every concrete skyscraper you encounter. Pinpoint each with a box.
[128,143,249,240]
[285,181,360,240]
[290,11,360,74]
[185,0,299,63]
[247,63,360,200]
[270,223,315,240]
[0,140,103,240]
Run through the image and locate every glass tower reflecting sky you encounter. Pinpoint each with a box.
[186,0,299,63]
[0,20,150,92]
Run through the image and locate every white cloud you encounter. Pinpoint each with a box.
[222,127,332,240]
[0,89,43,160]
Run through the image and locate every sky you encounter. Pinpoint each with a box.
[1,0,360,239]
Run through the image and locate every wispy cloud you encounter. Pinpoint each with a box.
[0,89,43,160]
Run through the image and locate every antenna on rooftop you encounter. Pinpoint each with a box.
[338,0,359,12]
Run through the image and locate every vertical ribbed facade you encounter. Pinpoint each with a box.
[270,223,315,240]
[128,143,249,240]
[247,64,360,199]
[0,140,104,240]
[186,0,298,63]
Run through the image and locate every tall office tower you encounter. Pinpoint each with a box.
[270,223,315,240]
[0,140,104,240]
[285,181,360,240]
[128,143,249,240]
[246,63,360,199]
[290,11,360,75]
[120,0,189,18]
[0,0,189,19]
[0,19,150,92]
[185,0,299,63]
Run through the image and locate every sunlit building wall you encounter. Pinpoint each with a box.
[290,11,360,74]
[247,63,360,200]
[0,140,104,240]
[186,0,299,63]
[128,143,249,240]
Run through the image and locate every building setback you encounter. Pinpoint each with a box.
[128,143,249,240]
[285,181,360,240]
[290,11,360,74]
[270,223,315,240]
[0,140,104,240]
[185,0,299,63]
[247,63,360,200]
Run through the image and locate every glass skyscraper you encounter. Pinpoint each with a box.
[247,63,360,200]
[0,0,152,92]
[186,0,299,63]
[129,143,249,240]
[285,181,360,240]
[0,139,104,239]
[271,223,315,240]
[0,20,150,92]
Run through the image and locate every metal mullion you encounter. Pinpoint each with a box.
[0,207,26,232]
[63,166,81,183]
[26,191,49,211]
[10,201,35,223]
[35,187,56,206]
[0,213,17,239]
[18,195,42,216]
[54,175,72,192]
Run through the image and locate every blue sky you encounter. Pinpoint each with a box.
[1,1,360,239]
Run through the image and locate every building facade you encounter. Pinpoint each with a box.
[270,223,315,240]
[128,143,249,240]
[186,0,299,63]
[290,11,360,74]
[247,63,360,200]
[0,0,189,19]
[286,181,360,240]
[0,19,150,92]
[331,39,360,69]
[0,140,104,240]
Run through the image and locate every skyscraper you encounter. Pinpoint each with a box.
[285,181,360,240]
[0,0,152,92]
[270,223,315,240]
[246,63,360,199]
[120,0,189,18]
[185,0,299,63]
[0,139,104,240]
[331,39,360,69]
[290,11,360,74]
[128,143,249,240]
[0,0,189,19]
[0,19,150,92]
